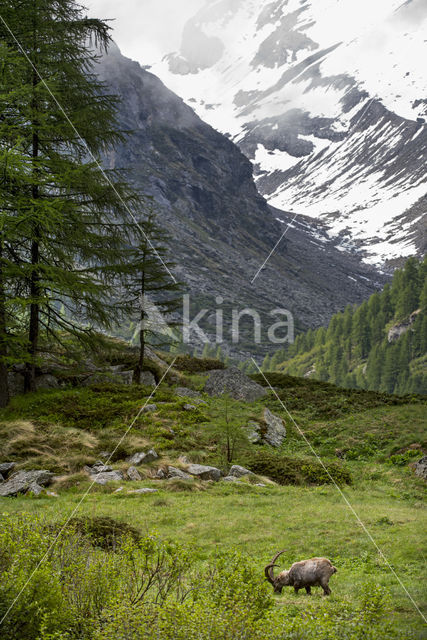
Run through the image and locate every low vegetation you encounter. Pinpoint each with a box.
[0,352,425,638]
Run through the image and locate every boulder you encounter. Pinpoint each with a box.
[222,475,243,483]
[204,367,267,402]
[138,371,156,387]
[187,464,221,481]
[28,482,44,495]
[7,372,25,396]
[244,420,262,444]
[127,449,158,466]
[35,374,60,390]
[167,466,193,480]
[128,488,158,494]
[126,466,142,481]
[229,464,254,478]
[85,461,112,475]
[413,456,427,480]
[0,470,54,497]
[262,408,286,447]
[141,404,157,413]
[183,403,197,411]
[175,387,202,399]
[0,462,16,479]
[82,369,133,386]
[92,470,124,485]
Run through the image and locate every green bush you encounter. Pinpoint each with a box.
[66,516,141,550]
[247,450,351,485]
[173,354,225,373]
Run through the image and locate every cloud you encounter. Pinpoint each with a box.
[84,0,206,64]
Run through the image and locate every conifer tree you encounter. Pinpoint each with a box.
[0,0,141,396]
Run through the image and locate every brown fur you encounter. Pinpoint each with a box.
[265,551,337,596]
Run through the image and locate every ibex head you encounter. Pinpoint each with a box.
[264,550,288,593]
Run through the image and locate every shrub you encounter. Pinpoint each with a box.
[247,451,351,485]
[66,516,141,550]
[173,354,225,373]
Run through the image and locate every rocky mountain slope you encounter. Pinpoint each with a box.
[98,44,387,356]
[152,0,427,265]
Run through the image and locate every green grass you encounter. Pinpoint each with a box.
[0,366,426,637]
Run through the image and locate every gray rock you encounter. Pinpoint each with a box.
[222,475,243,483]
[0,462,15,479]
[35,374,59,390]
[155,468,167,479]
[187,464,221,481]
[263,408,286,447]
[127,449,159,466]
[244,420,262,444]
[85,461,112,475]
[92,470,124,485]
[114,486,124,493]
[183,403,197,411]
[128,488,158,494]
[28,482,44,495]
[229,464,254,478]
[0,470,54,497]
[82,369,133,386]
[413,456,427,480]
[204,367,267,402]
[175,387,202,399]
[255,483,267,487]
[167,466,193,480]
[126,466,142,481]
[7,371,25,396]
[141,404,157,413]
[138,371,156,387]
[0,473,4,483]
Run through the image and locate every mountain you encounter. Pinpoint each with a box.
[97,44,387,356]
[265,256,427,394]
[151,0,427,266]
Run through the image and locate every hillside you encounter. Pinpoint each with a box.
[96,43,387,356]
[152,0,427,265]
[263,256,427,394]
[0,349,426,637]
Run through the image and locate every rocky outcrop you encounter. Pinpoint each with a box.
[228,465,254,478]
[413,456,427,481]
[388,310,421,343]
[204,367,267,402]
[262,408,286,447]
[0,470,54,497]
[126,466,142,481]
[0,462,16,479]
[186,464,221,481]
[138,371,156,387]
[127,449,159,466]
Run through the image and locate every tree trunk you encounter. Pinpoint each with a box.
[133,270,146,384]
[0,243,9,408]
[25,42,40,394]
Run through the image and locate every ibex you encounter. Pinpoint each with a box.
[264,550,337,596]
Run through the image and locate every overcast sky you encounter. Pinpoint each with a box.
[84,0,206,64]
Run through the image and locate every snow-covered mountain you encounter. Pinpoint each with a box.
[151,0,427,265]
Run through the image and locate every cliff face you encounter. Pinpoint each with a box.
[97,44,387,356]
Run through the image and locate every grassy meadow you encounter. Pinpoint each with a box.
[0,362,426,638]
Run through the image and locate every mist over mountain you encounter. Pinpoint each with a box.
[151,0,427,266]
[97,43,387,355]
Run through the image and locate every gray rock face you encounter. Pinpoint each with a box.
[262,408,286,447]
[245,420,262,444]
[141,404,157,413]
[222,475,243,483]
[126,466,142,481]
[205,367,267,402]
[0,462,16,479]
[92,470,124,485]
[138,371,156,387]
[167,466,193,480]
[128,488,158,494]
[187,464,221,481]
[413,456,427,480]
[175,387,202,399]
[128,449,159,466]
[85,461,112,475]
[35,374,60,390]
[229,464,254,478]
[0,470,54,497]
